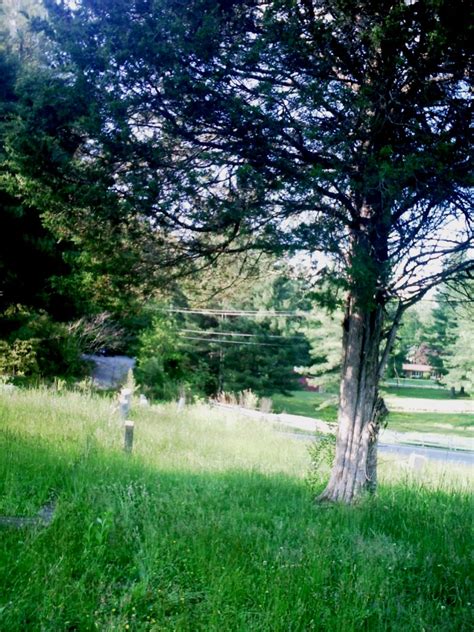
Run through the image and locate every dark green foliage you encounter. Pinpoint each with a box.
[10,0,471,302]
[0,52,75,322]
[0,195,77,322]
[134,312,206,400]
[0,51,85,379]
[185,314,310,397]
[0,306,86,380]
[133,270,313,399]
[0,50,156,377]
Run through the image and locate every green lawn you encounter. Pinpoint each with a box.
[272,391,474,437]
[1,388,473,631]
[272,391,336,421]
[383,378,441,388]
[387,411,474,434]
[382,386,471,400]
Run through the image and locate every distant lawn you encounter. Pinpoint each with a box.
[271,391,334,420]
[272,391,474,437]
[387,411,474,434]
[382,386,471,400]
[383,378,441,388]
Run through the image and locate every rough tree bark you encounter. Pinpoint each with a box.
[319,295,386,503]
[319,217,393,503]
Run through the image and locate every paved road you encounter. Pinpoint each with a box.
[211,403,474,464]
[281,432,474,466]
[378,442,474,466]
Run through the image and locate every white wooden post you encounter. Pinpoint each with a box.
[177,386,186,412]
[177,396,185,412]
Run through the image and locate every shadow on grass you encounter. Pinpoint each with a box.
[0,432,472,632]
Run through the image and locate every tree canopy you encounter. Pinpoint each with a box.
[9,0,470,299]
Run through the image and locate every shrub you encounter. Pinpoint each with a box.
[0,307,87,381]
[0,339,39,377]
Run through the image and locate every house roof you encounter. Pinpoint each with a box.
[402,363,432,372]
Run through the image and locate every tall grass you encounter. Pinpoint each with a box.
[0,388,472,631]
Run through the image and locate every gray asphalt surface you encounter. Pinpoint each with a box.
[281,432,474,466]
[212,403,473,466]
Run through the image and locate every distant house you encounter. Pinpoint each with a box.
[401,362,434,379]
[402,344,439,379]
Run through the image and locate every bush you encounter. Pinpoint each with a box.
[14,313,85,378]
[0,339,38,377]
[134,312,220,400]
[0,307,87,381]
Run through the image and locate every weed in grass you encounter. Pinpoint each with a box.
[306,432,336,493]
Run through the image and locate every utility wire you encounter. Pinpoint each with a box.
[179,335,282,347]
[420,299,474,304]
[178,328,304,339]
[162,300,473,317]
[161,307,314,318]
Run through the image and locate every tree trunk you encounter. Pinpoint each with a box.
[365,396,388,494]
[318,295,385,503]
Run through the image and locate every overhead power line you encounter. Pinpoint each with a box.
[178,328,304,339]
[420,299,474,304]
[179,335,281,347]
[161,307,314,318]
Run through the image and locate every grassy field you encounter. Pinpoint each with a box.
[387,411,473,433]
[0,388,473,631]
[272,391,474,437]
[271,391,335,420]
[382,386,471,400]
[383,378,442,388]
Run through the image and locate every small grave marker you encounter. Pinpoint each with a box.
[124,420,135,453]
[119,387,132,419]
[408,452,428,472]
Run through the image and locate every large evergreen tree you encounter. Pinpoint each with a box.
[444,314,474,394]
[8,0,474,501]
[436,278,474,393]
[422,292,459,378]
